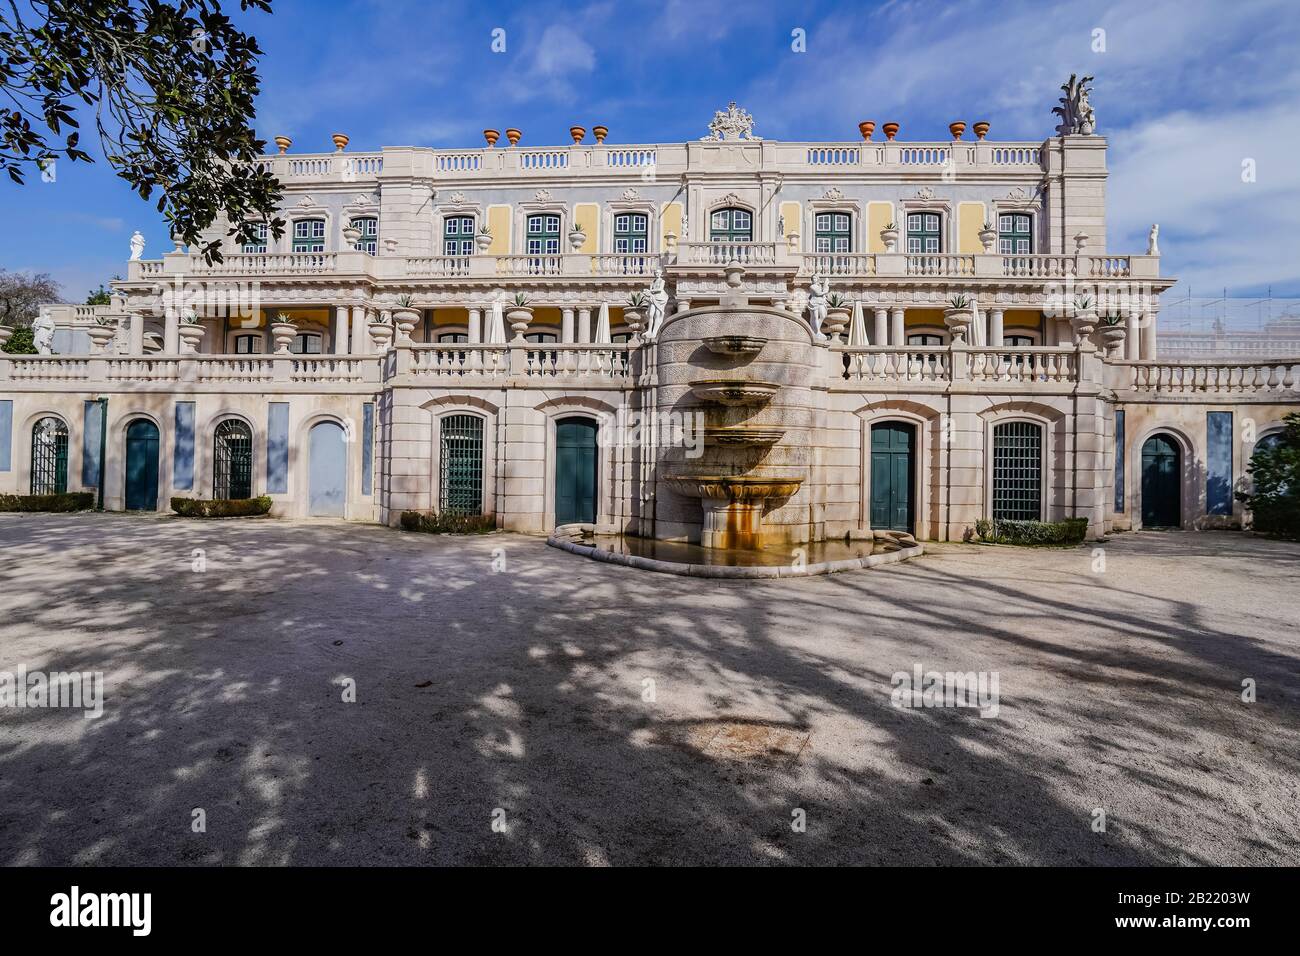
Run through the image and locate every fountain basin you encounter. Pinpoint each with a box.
[689,379,780,406]
[702,426,785,447]
[702,334,768,357]
[663,475,803,550]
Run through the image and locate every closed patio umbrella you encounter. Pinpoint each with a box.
[594,302,611,344]
[849,299,867,346]
[486,300,507,344]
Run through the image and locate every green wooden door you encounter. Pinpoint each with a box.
[555,418,597,525]
[871,423,914,532]
[124,418,160,511]
[1141,434,1180,527]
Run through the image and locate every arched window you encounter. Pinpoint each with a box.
[234,333,264,354]
[710,207,752,242]
[526,214,561,254]
[998,213,1033,254]
[213,419,253,500]
[439,414,484,515]
[906,212,942,253]
[291,331,323,354]
[815,212,852,253]
[350,216,378,253]
[614,213,648,253]
[992,421,1043,521]
[292,218,326,252]
[30,417,68,495]
[444,215,475,256]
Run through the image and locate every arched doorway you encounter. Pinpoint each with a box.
[124,419,160,511]
[308,421,346,517]
[870,422,915,533]
[1141,434,1181,527]
[213,419,253,499]
[555,417,597,525]
[30,417,69,495]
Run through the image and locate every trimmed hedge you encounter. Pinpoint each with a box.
[400,511,496,534]
[171,496,272,518]
[0,492,95,513]
[975,517,1089,546]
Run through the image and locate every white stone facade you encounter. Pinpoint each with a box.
[5,104,1298,541]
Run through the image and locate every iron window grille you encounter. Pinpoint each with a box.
[992,421,1043,521]
[213,419,253,500]
[30,417,68,495]
[439,414,484,516]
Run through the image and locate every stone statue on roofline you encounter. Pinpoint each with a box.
[32,309,56,354]
[129,230,145,260]
[1053,74,1097,135]
[702,102,761,142]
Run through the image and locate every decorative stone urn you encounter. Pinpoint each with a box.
[342,224,361,248]
[973,121,991,140]
[1100,321,1127,356]
[507,305,534,339]
[978,223,998,253]
[880,224,900,252]
[177,321,206,354]
[592,125,608,143]
[505,128,521,146]
[882,121,900,140]
[474,231,492,252]
[331,133,349,151]
[86,323,117,353]
[1070,307,1098,342]
[483,129,499,148]
[858,120,875,141]
[824,307,851,342]
[567,228,586,251]
[0,325,14,350]
[943,306,974,343]
[569,125,586,144]
[949,120,967,140]
[622,307,645,340]
[274,135,292,154]
[368,315,394,351]
[270,319,297,354]
[393,306,421,342]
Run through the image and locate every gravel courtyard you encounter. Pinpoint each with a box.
[1,514,1297,866]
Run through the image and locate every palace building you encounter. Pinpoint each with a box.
[4,90,1298,546]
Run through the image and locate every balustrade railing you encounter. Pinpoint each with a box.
[907,254,976,277]
[966,347,1078,383]
[408,345,510,378]
[679,242,777,266]
[1123,359,1299,395]
[522,344,630,379]
[841,347,951,384]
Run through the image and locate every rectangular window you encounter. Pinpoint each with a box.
[292,218,325,253]
[906,212,941,254]
[440,414,484,516]
[998,213,1033,255]
[1114,410,1126,513]
[351,216,378,254]
[815,211,852,255]
[526,214,560,255]
[1206,411,1233,515]
[614,213,648,254]
[992,421,1043,521]
[242,222,268,254]
[443,215,475,256]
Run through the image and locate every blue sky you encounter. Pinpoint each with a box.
[5,0,1300,299]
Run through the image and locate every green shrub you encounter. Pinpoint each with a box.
[0,492,95,512]
[1237,412,1300,540]
[400,511,496,534]
[170,496,272,518]
[974,517,1089,546]
[1,326,36,354]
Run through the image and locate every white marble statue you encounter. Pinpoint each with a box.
[1147,223,1160,256]
[807,273,830,341]
[644,268,669,341]
[129,230,145,260]
[32,310,56,354]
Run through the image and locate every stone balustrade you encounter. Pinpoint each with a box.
[0,353,382,390]
[837,345,1082,388]
[1116,358,1300,396]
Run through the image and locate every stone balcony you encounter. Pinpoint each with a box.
[123,247,1162,286]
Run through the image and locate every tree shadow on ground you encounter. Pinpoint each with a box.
[0,515,1297,865]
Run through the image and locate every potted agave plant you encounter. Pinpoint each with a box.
[506,292,534,338]
[1070,294,1097,340]
[474,223,493,253]
[270,312,298,353]
[86,314,118,353]
[978,220,998,253]
[944,293,974,342]
[368,309,394,351]
[177,310,206,353]
[567,221,586,251]
[880,221,900,253]
[824,293,852,342]
[392,293,421,342]
[1098,312,1127,355]
[624,291,647,336]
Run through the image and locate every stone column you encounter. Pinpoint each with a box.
[335,306,350,354]
[989,309,1004,348]
[577,307,592,343]
[675,298,692,314]
[561,307,575,343]
[351,305,368,354]
[873,308,888,346]
[1125,311,1140,361]
[889,307,905,346]
[163,309,179,354]
[1140,310,1157,362]
[129,311,145,355]
[468,307,482,344]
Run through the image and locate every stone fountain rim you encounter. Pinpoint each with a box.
[546,524,924,579]
[657,302,816,346]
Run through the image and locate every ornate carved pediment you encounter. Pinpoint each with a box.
[914,185,936,201]
[534,189,554,203]
[448,191,467,205]
[823,187,845,201]
[622,187,640,201]
[701,102,760,141]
